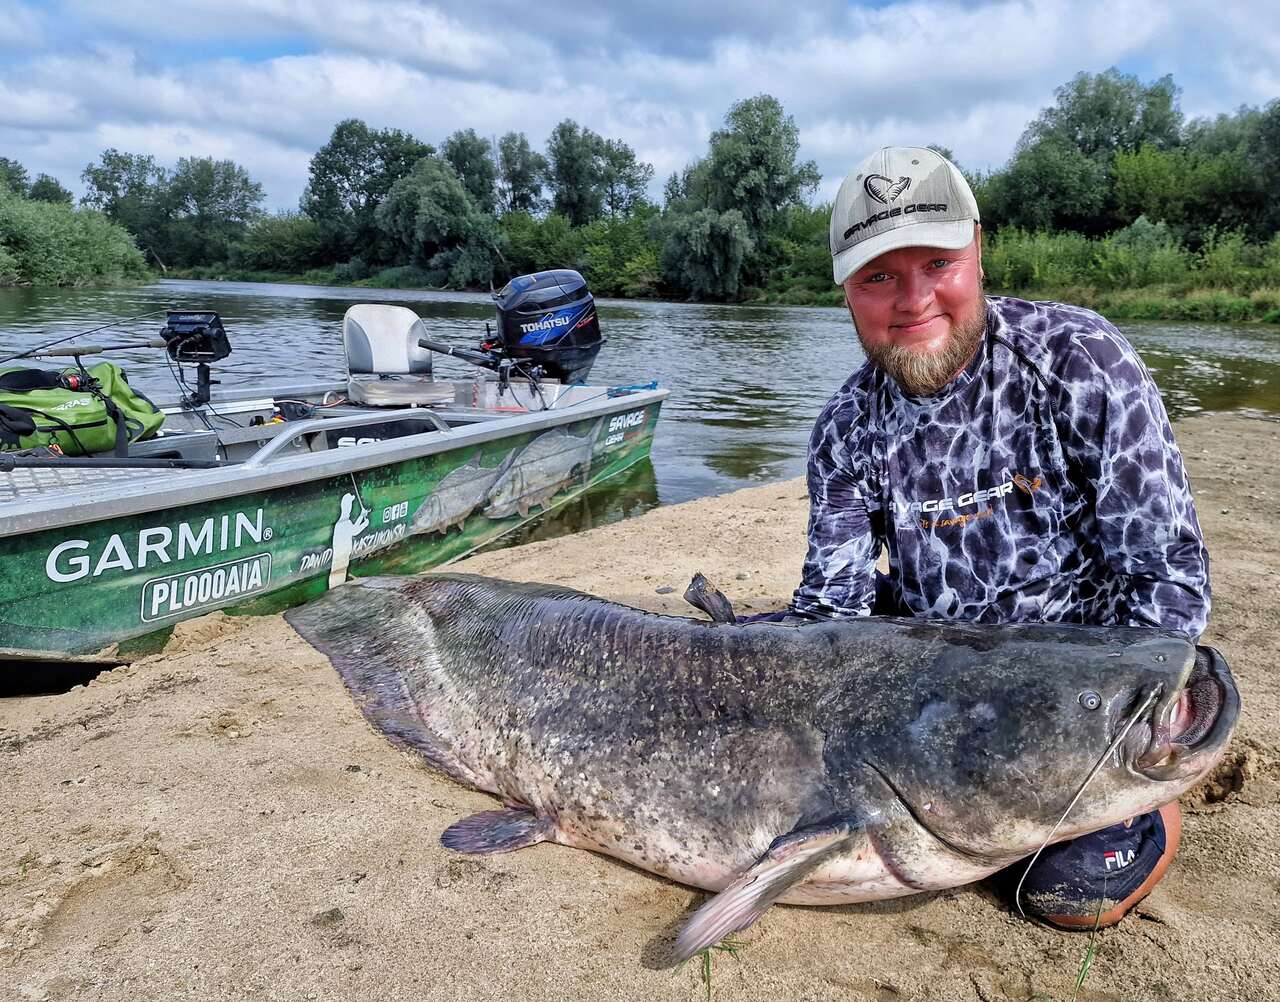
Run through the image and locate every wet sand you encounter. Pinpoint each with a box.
[3,412,1278,1001]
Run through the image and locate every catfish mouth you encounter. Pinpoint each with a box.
[1132,646,1239,781]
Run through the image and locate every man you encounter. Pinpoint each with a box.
[790,146,1210,927]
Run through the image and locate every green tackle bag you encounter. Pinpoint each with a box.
[0,361,165,455]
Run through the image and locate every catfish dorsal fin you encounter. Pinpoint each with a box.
[666,817,863,966]
[683,572,738,623]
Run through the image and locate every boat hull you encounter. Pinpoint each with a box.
[0,400,662,661]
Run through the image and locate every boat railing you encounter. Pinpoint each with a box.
[242,408,451,468]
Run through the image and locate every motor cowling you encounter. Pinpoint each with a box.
[491,269,602,384]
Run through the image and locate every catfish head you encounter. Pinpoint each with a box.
[837,621,1240,863]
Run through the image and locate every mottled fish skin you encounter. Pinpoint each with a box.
[286,574,1239,947]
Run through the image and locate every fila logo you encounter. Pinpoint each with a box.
[1103,849,1136,871]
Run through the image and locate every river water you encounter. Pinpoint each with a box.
[2,280,1278,542]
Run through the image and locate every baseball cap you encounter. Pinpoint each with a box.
[830,147,980,285]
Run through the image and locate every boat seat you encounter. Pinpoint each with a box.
[342,304,455,406]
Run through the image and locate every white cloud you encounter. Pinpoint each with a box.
[0,3,43,52]
[2,0,1276,210]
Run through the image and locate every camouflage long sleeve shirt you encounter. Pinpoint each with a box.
[791,296,1210,638]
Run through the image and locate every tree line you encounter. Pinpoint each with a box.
[2,68,1279,310]
[0,158,146,287]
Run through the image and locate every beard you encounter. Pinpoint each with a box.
[858,293,988,397]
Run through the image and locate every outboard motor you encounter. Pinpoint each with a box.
[490,269,603,384]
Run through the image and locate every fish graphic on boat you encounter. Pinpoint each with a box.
[411,453,513,535]
[484,421,601,520]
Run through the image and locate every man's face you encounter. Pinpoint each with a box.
[842,229,986,396]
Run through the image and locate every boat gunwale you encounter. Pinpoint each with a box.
[0,384,668,537]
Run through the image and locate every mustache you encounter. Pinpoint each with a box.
[858,294,987,396]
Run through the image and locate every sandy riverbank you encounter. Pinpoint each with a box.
[3,413,1279,1002]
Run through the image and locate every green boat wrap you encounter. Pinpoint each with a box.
[0,401,661,660]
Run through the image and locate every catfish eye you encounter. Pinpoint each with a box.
[1079,691,1102,711]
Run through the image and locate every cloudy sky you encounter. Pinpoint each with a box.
[1,0,1276,210]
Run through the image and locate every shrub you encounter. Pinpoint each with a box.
[232,212,327,273]
[362,265,440,289]
[618,247,661,298]
[499,211,585,279]
[0,243,18,284]
[1262,233,1280,285]
[983,229,1093,291]
[0,188,148,286]
[1197,229,1253,289]
[332,257,370,284]
[660,207,755,300]
[1092,216,1191,289]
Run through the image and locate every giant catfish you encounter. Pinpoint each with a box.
[285,573,1240,964]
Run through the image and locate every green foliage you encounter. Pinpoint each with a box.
[758,202,833,299]
[578,205,659,296]
[28,174,74,205]
[985,140,1110,233]
[1247,99,1280,235]
[1195,228,1275,290]
[500,211,584,278]
[1021,69,1182,159]
[233,212,327,272]
[1112,143,1265,244]
[496,132,547,214]
[361,264,440,289]
[80,150,263,268]
[164,156,265,266]
[983,229,1095,290]
[1092,217,1190,289]
[660,207,754,300]
[661,94,818,298]
[0,187,147,286]
[598,139,654,219]
[23,81,1276,308]
[703,95,819,235]
[544,120,606,227]
[0,157,29,196]
[332,257,370,284]
[442,129,497,213]
[617,245,661,298]
[80,149,170,266]
[375,157,502,288]
[0,242,19,285]
[301,119,433,261]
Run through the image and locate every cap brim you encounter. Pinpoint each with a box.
[833,219,976,285]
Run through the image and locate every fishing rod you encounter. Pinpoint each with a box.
[29,340,169,357]
[0,307,173,366]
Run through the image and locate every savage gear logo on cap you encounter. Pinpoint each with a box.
[830,146,981,285]
[864,174,911,205]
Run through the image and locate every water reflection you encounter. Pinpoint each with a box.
[1,280,1277,520]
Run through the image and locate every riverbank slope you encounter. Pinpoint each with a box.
[3,412,1278,1001]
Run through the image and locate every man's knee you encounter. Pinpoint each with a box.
[1010,802,1182,929]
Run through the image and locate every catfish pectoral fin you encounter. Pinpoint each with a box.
[683,572,738,623]
[667,817,863,966]
[441,807,552,855]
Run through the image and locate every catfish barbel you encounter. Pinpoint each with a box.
[285,573,1239,964]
